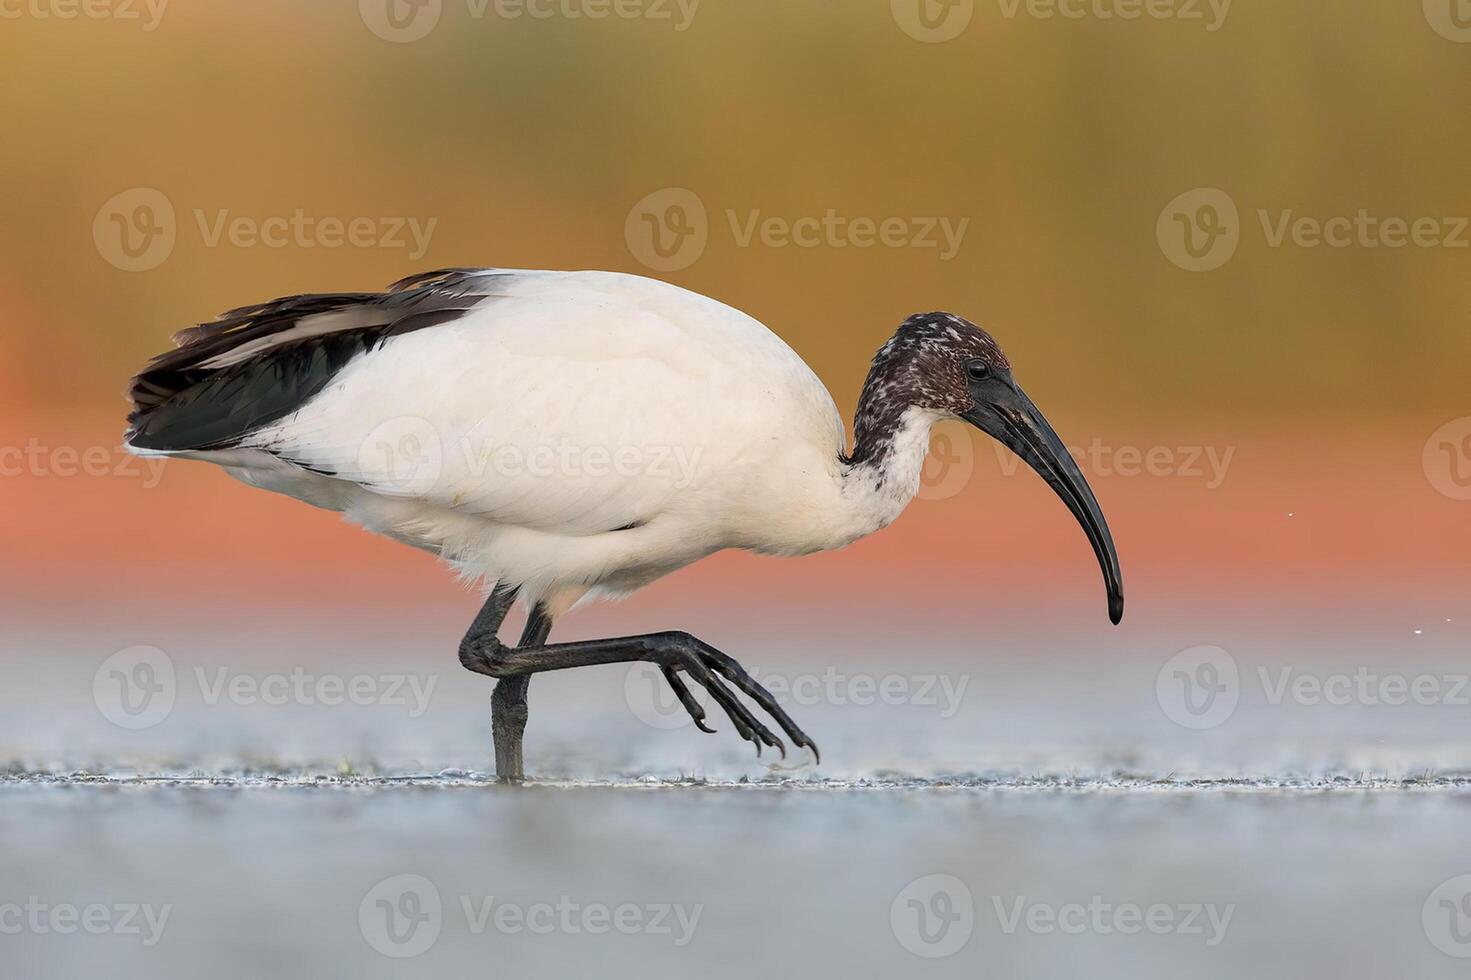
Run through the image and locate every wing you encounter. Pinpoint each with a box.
[125,269,516,451]
[127,269,839,537]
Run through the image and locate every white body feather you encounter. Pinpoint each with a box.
[136,271,936,614]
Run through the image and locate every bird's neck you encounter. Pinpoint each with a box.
[830,403,943,545]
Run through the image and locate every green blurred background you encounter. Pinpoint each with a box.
[3,1,1466,418]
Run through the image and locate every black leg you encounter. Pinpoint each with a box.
[457,585,555,784]
[490,604,552,783]
[461,625,820,763]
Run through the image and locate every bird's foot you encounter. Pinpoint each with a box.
[650,632,820,764]
[456,610,820,766]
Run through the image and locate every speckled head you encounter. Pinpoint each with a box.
[858,312,1012,424]
[853,310,1125,626]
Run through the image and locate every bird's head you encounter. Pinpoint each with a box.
[861,312,1124,625]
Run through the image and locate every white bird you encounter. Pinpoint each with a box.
[125,268,1122,780]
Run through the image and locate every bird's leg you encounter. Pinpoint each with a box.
[457,585,554,784]
[490,604,553,783]
[461,628,819,763]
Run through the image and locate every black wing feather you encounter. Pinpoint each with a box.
[125,269,510,452]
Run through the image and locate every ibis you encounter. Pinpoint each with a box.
[125,268,1123,780]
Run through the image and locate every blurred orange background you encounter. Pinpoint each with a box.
[2,1,1467,631]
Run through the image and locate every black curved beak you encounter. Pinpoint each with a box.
[962,375,1124,625]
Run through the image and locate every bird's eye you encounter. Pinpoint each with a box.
[966,359,990,381]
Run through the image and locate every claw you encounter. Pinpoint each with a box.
[699,647,814,762]
[704,673,784,758]
[661,666,716,734]
[701,675,758,751]
[654,640,812,765]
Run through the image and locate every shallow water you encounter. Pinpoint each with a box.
[8,604,1471,779]
[3,779,1471,978]
[5,604,1471,976]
